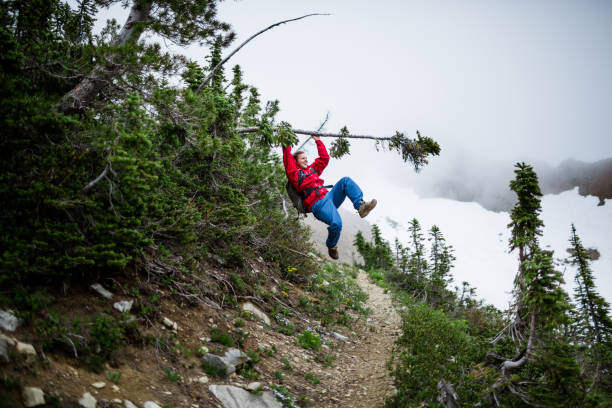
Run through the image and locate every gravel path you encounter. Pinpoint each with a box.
[325,270,402,407]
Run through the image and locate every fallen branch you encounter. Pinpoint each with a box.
[196,13,330,93]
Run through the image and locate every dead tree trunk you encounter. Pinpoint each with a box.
[57,1,152,113]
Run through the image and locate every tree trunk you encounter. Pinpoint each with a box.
[57,1,152,113]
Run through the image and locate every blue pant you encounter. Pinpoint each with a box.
[311,177,363,248]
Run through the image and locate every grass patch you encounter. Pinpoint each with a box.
[210,327,234,347]
[201,360,227,378]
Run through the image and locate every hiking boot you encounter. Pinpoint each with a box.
[328,246,339,260]
[358,199,377,218]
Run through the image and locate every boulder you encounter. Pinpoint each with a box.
[79,392,97,408]
[16,341,37,362]
[113,300,133,313]
[209,385,282,408]
[332,332,349,341]
[247,382,262,391]
[90,284,113,299]
[241,302,270,325]
[162,317,178,331]
[0,310,21,332]
[201,348,248,376]
[22,387,45,407]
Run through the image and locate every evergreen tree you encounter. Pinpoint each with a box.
[353,226,393,271]
[489,163,581,406]
[569,224,612,402]
[406,218,427,295]
[427,225,455,309]
[569,224,612,346]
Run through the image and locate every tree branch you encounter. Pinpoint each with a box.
[196,13,330,93]
[237,126,394,141]
[81,162,110,193]
[297,111,330,151]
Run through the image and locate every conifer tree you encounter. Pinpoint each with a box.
[407,218,428,294]
[489,163,581,406]
[427,225,455,308]
[569,224,612,346]
[569,224,612,399]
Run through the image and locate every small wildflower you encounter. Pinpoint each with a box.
[282,291,289,297]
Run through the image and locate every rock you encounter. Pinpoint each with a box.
[197,376,208,384]
[0,333,16,347]
[22,387,45,407]
[241,302,271,325]
[332,332,349,341]
[0,309,21,332]
[209,385,282,408]
[0,337,9,363]
[112,385,120,392]
[79,392,97,408]
[201,348,249,376]
[111,399,122,404]
[113,300,133,313]
[124,400,138,408]
[91,283,113,299]
[16,341,37,358]
[247,382,262,391]
[143,402,162,408]
[162,317,178,331]
[91,382,106,389]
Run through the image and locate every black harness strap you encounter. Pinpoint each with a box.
[298,169,332,199]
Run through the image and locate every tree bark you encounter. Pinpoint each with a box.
[57,1,152,113]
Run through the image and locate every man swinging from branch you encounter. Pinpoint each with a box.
[283,136,377,260]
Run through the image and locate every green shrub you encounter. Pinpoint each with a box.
[386,303,487,407]
[163,367,183,382]
[201,360,227,378]
[210,327,234,347]
[297,330,322,350]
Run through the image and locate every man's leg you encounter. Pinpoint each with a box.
[330,177,363,210]
[312,197,343,257]
[329,177,376,217]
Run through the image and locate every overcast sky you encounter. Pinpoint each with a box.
[206,0,612,168]
[96,0,612,170]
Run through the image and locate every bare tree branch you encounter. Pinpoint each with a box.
[196,13,330,93]
[81,162,110,192]
[297,111,330,151]
[237,126,395,141]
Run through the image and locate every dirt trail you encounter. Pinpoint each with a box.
[325,270,402,407]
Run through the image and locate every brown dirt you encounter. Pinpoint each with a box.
[1,268,401,408]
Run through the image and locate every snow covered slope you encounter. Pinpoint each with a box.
[335,177,610,310]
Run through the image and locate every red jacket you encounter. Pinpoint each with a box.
[283,140,330,211]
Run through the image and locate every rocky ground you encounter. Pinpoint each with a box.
[325,271,401,408]
[1,222,402,408]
